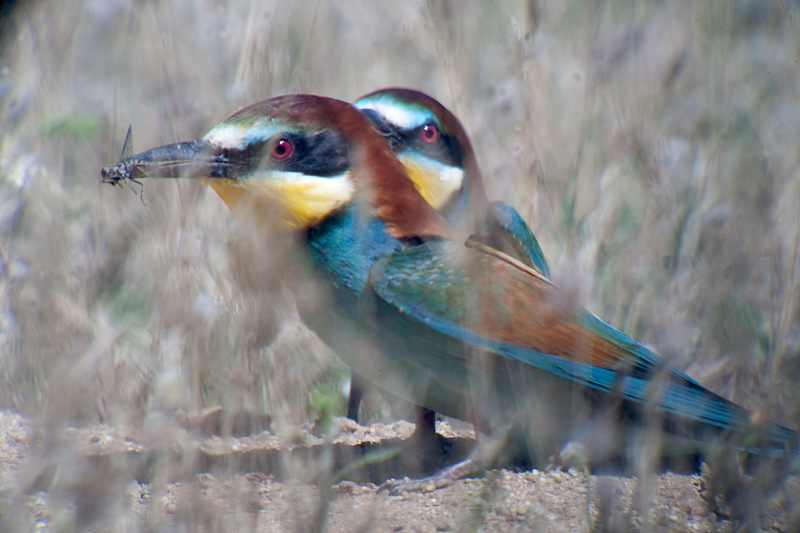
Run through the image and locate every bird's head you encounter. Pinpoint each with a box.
[102,94,452,239]
[354,88,486,220]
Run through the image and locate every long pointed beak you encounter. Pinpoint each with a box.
[101,140,235,185]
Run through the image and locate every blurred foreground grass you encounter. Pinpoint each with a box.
[1,0,799,529]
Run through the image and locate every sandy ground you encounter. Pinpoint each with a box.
[2,410,798,532]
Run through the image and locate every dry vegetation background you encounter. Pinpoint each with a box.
[1,0,800,530]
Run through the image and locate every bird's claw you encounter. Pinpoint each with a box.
[380,475,451,495]
[380,453,482,495]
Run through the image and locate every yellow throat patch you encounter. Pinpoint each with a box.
[399,153,464,211]
[202,172,355,229]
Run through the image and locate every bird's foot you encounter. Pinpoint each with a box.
[548,440,591,472]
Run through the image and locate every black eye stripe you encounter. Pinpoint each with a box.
[208,130,350,178]
[281,130,350,177]
[207,140,269,178]
[404,125,463,169]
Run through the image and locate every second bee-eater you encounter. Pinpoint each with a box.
[348,88,550,436]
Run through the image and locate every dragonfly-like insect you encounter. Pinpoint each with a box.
[101,125,150,203]
[101,125,138,186]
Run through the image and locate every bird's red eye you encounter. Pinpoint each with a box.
[271,138,293,160]
[420,123,438,144]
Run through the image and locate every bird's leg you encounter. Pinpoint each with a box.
[346,372,366,421]
[346,373,437,451]
[412,405,437,445]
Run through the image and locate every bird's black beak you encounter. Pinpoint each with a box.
[101,140,238,186]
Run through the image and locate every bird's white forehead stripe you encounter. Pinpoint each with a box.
[356,97,431,130]
[204,122,277,149]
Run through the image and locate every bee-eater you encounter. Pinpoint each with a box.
[347,88,550,435]
[355,88,549,278]
[102,94,795,491]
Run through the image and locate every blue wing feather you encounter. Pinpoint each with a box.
[368,241,794,454]
[485,201,550,278]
